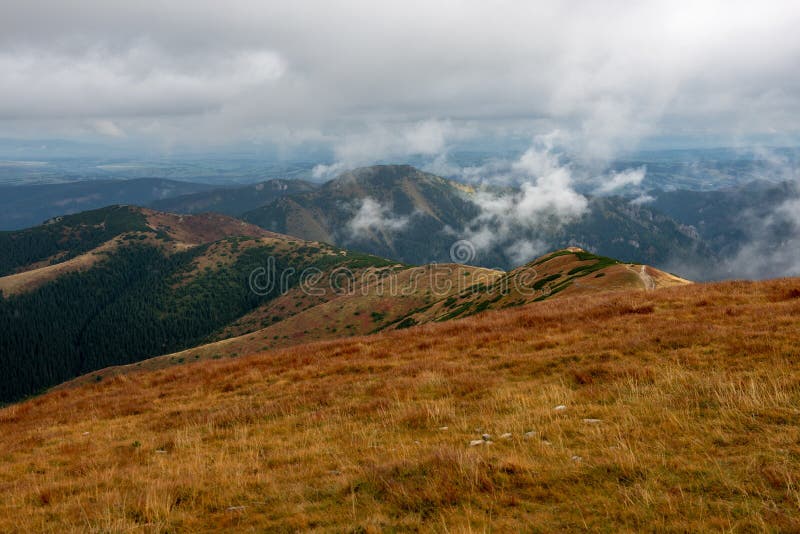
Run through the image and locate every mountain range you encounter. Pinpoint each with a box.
[2,163,799,404]
[0,202,686,403]
[239,165,710,270]
[5,164,795,279]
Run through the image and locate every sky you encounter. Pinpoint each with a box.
[1,0,799,163]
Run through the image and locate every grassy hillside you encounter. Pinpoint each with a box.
[398,247,690,325]
[67,247,686,381]
[1,278,799,531]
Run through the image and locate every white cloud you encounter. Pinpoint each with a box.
[595,166,647,194]
[90,119,125,138]
[456,134,589,262]
[312,119,472,179]
[630,193,655,205]
[0,1,798,152]
[347,197,412,240]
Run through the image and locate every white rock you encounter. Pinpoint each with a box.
[554,405,567,412]
[438,426,449,431]
[481,434,492,441]
[571,455,582,462]
[582,418,602,424]
[523,431,537,439]
[500,433,513,440]
[469,439,485,446]
[226,506,246,512]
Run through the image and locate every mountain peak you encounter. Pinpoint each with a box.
[326,164,445,190]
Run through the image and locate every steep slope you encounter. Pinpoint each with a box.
[2,277,800,531]
[149,178,317,216]
[0,206,399,402]
[242,164,709,270]
[0,178,215,230]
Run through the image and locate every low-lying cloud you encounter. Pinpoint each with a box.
[594,167,647,194]
[453,135,590,264]
[347,197,412,241]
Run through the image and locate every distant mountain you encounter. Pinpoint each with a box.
[650,180,799,258]
[242,165,480,263]
[0,178,215,230]
[242,164,709,271]
[149,178,317,216]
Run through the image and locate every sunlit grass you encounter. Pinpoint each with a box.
[1,279,800,531]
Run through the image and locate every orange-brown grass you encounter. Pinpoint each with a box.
[0,238,120,295]
[2,279,800,531]
[141,209,271,245]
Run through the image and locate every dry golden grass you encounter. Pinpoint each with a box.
[2,278,800,532]
[141,209,271,245]
[0,238,119,295]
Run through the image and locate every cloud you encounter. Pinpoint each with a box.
[90,119,125,138]
[661,147,800,280]
[312,119,469,179]
[347,197,412,240]
[594,167,647,194]
[630,193,655,205]
[0,1,798,152]
[456,135,589,262]
[718,154,800,279]
[504,239,549,267]
[721,198,800,279]
[0,45,284,121]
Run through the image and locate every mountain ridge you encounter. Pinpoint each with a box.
[57,246,690,387]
